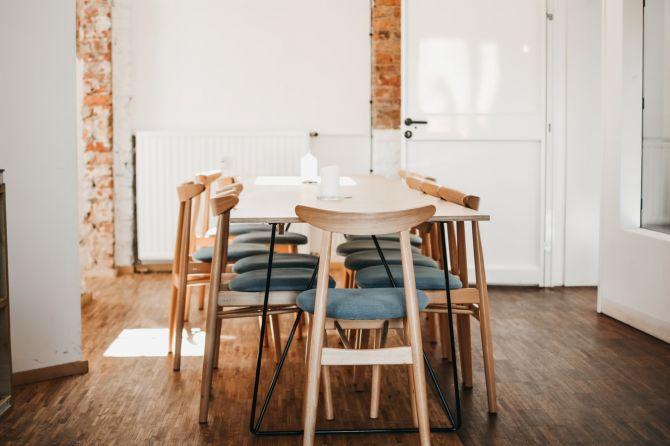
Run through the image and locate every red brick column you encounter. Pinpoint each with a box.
[76,0,115,278]
[372,0,401,130]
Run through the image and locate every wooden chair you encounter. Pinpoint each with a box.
[199,194,335,424]
[169,182,209,370]
[296,204,436,446]
[170,181,282,370]
[360,179,498,414]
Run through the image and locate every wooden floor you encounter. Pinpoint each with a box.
[0,275,669,445]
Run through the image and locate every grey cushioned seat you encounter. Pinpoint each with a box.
[232,253,319,274]
[355,265,462,290]
[344,250,438,271]
[232,231,308,246]
[206,223,272,237]
[193,243,268,263]
[344,233,423,247]
[336,240,422,256]
[297,288,429,320]
[229,268,335,292]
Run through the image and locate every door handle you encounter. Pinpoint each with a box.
[404,118,428,126]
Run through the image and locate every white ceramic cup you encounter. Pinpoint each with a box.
[319,165,340,198]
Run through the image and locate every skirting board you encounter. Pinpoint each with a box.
[600,298,670,344]
[12,360,89,386]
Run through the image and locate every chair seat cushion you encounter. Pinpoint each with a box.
[232,231,308,246]
[229,268,335,292]
[232,253,319,274]
[344,233,423,247]
[205,223,272,238]
[344,250,438,271]
[230,223,271,236]
[336,240,422,256]
[297,288,429,320]
[355,265,462,290]
[193,243,268,263]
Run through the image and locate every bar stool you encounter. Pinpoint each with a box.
[296,204,437,446]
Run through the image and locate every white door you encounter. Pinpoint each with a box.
[402,0,548,285]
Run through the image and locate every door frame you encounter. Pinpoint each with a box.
[400,0,565,287]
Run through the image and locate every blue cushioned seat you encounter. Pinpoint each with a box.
[229,268,335,292]
[355,265,462,290]
[232,231,308,246]
[193,243,268,263]
[297,288,429,320]
[344,250,438,271]
[344,233,423,247]
[232,253,319,274]
[336,240,422,256]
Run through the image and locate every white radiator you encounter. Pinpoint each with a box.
[135,131,309,262]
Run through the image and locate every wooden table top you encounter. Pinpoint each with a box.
[230,175,489,223]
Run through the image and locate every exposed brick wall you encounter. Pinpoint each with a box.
[76,0,116,278]
[371,0,401,130]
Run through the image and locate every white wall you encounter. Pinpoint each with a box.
[563,0,603,285]
[111,0,373,266]
[0,1,83,371]
[598,0,670,343]
[121,0,371,173]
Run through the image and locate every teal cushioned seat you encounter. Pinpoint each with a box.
[344,233,423,247]
[205,223,272,238]
[297,288,429,320]
[193,243,268,263]
[344,250,438,271]
[355,265,462,290]
[229,268,335,292]
[232,231,308,246]
[230,223,271,236]
[336,240,422,256]
[232,253,319,274]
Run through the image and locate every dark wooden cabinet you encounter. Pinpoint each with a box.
[0,170,11,416]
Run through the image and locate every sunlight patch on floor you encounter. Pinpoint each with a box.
[103,328,236,357]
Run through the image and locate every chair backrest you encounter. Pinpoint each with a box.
[173,182,205,277]
[404,176,425,191]
[295,205,436,237]
[206,193,240,289]
[192,170,223,239]
[436,186,480,210]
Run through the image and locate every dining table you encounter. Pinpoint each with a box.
[225,174,491,437]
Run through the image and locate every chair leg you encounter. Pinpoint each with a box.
[405,301,431,444]
[457,314,473,387]
[428,313,438,343]
[404,324,419,428]
[297,312,304,340]
[322,332,334,421]
[213,317,223,369]
[168,285,178,353]
[355,329,370,392]
[184,287,192,322]
[370,328,383,419]
[172,278,189,371]
[439,313,453,361]
[197,285,206,310]
[304,313,312,363]
[269,314,282,363]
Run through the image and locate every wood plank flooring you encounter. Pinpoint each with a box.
[0,275,668,445]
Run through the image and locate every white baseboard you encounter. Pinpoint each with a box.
[600,298,670,343]
[473,264,541,286]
